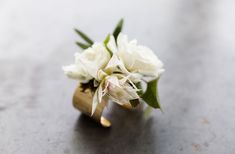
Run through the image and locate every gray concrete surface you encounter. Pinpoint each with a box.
[0,0,235,153]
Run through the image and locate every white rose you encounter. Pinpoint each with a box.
[108,33,164,78]
[62,64,92,83]
[63,43,111,82]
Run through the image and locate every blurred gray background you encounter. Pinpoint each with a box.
[0,0,235,154]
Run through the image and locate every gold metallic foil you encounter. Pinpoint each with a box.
[73,87,111,127]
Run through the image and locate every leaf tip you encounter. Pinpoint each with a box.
[113,18,124,40]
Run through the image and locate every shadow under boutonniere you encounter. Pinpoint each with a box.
[73,103,157,154]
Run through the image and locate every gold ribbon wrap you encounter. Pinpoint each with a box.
[73,87,134,127]
[73,87,111,127]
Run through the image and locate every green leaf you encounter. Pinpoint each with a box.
[75,42,91,49]
[103,34,113,56]
[142,78,162,109]
[74,28,94,45]
[130,99,140,107]
[113,18,124,41]
[104,34,110,45]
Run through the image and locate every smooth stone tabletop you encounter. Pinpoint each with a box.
[0,0,235,154]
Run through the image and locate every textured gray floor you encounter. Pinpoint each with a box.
[0,0,235,154]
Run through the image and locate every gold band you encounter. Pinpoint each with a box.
[73,87,111,127]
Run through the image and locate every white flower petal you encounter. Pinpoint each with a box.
[62,64,92,83]
[106,75,139,105]
[107,35,118,53]
[116,33,164,78]
[105,54,129,75]
[98,82,103,103]
[76,43,111,80]
[97,70,107,81]
[91,89,99,116]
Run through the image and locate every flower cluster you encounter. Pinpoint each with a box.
[63,19,164,115]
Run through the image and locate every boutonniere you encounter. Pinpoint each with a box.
[63,19,164,127]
